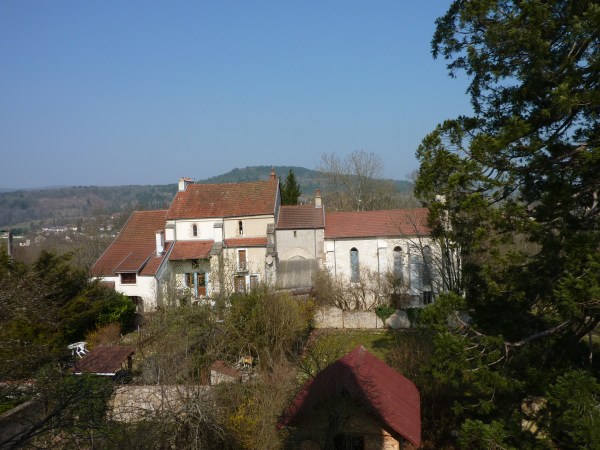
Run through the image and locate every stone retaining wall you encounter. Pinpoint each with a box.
[110,385,211,422]
[313,307,384,329]
[0,398,45,448]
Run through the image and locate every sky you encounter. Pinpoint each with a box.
[0,1,472,189]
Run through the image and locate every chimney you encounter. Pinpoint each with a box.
[7,230,13,258]
[178,177,193,192]
[270,167,276,181]
[155,230,165,256]
[314,189,322,208]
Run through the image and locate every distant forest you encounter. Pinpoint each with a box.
[0,166,413,229]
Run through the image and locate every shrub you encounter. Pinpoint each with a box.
[375,305,396,322]
[85,323,122,348]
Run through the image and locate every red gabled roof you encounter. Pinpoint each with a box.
[279,346,421,447]
[276,205,325,230]
[90,210,168,277]
[74,346,135,374]
[169,240,214,260]
[325,208,429,239]
[166,180,279,220]
[224,237,268,247]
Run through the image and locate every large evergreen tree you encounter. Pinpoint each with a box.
[416,1,600,447]
[280,169,301,205]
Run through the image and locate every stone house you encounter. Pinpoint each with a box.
[91,172,280,310]
[91,171,441,311]
[279,346,421,449]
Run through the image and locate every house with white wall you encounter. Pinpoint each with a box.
[323,208,439,307]
[92,171,441,311]
[90,210,171,311]
[92,171,280,310]
[274,190,325,290]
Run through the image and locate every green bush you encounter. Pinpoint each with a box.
[375,305,396,322]
[405,307,424,326]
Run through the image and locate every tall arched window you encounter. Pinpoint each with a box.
[192,224,198,237]
[238,220,244,235]
[350,248,360,282]
[409,249,423,292]
[422,245,433,288]
[393,246,403,282]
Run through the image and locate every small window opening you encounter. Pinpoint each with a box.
[238,220,243,235]
[192,224,198,237]
[423,290,434,305]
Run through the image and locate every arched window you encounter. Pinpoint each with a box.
[192,224,198,237]
[409,249,423,292]
[422,245,433,288]
[393,246,403,282]
[350,248,360,282]
[238,220,243,235]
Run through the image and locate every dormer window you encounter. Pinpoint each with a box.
[238,220,244,235]
[120,273,136,284]
[192,224,198,237]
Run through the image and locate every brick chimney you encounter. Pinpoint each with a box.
[314,189,322,208]
[270,167,276,181]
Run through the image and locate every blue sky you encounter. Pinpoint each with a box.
[0,1,471,189]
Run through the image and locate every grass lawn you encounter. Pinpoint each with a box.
[309,328,416,361]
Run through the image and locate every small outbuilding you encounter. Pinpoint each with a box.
[280,346,421,449]
[73,346,135,376]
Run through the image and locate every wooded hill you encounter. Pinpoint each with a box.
[0,166,413,229]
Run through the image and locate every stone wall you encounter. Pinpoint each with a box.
[0,398,45,448]
[314,307,384,329]
[110,385,211,422]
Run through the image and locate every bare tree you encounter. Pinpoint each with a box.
[317,151,400,211]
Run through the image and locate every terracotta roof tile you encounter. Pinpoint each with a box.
[276,205,325,229]
[169,240,214,260]
[74,346,135,374]
[325,208,429,239]
[224,237,267,247]
[279,346,421,447]
[90,210,168,277]
[114,251,152,273]
[141,241,173,276]
[166,180,279,220]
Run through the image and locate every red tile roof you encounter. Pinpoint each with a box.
[166,180,279,220]
[279,346,421,447]
[224,237,267,247]
[141,241,173,276]
[90,210,168,277]
[325,208,429,239]
[210,360,241,380]
[276,205,325,229]
[169,240,214,260]
[114,251,151,273]
[74,346,135,374]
